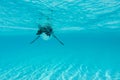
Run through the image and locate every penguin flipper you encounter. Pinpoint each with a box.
[30,36,40,44]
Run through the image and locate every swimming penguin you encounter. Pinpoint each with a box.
[36,24,53,37]
[30,24,64,45]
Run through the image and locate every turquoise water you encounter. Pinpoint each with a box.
[0,0,120,79]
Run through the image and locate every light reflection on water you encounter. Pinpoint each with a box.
[0,64,120,80]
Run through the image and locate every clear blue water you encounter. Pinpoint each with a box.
[0,0,120,79]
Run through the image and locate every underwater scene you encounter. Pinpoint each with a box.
[0,0,120,80]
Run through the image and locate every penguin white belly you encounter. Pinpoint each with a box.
[41,33,51,40]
